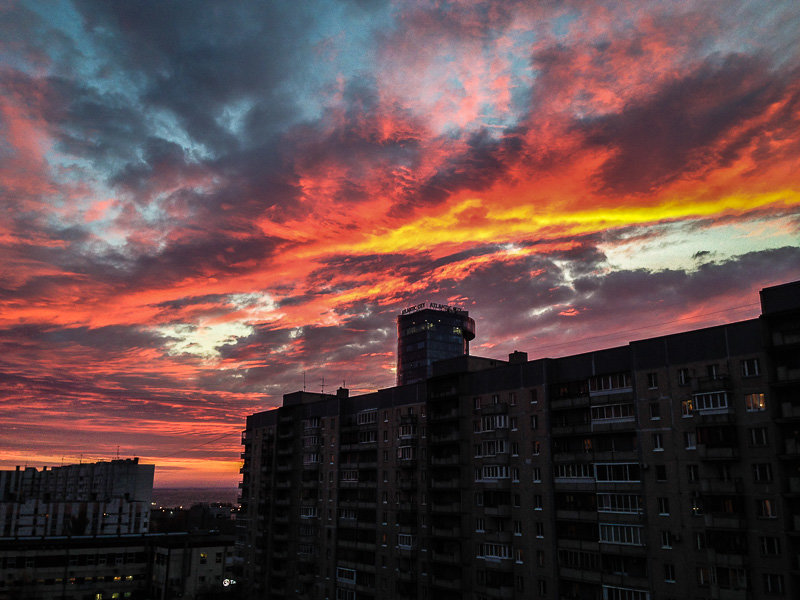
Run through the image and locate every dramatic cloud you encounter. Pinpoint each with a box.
[1,0,799,485]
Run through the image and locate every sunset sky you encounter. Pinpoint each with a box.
[2,1,799,487]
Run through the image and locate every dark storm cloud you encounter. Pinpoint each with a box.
[580,54,798,194]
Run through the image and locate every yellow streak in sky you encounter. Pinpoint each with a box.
[342,189,800,256]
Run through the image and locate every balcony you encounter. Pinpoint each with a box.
[431,550,460,564]
[697,445,739,460]
[431,577,462,591]
[484,505,511,517]
[431,479,460,489]
[431,502,460,513]
[431,454,461,466]
[551,396,590,410]
[430,408,458,421]
[703,514,746,529]
[700,478,743,494]
[430,430,460,443]
[431,525,461,537]
[783,439,800,458]
[552,423,591,436]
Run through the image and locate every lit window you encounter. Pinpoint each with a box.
[745,393,766,412]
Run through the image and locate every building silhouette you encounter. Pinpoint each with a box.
[396,303,475,386]
[238,280,800,600]
[0,458,154,536]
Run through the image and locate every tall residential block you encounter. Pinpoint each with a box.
[239,280,800,600]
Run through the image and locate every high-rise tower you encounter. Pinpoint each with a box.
[396,302,475,385]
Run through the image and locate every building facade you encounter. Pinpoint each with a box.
[0,532,235,600]
[396,304,475,386]
[0,458,155,537]
[239,280,800,600]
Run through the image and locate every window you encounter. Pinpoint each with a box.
[760,536,781,555]
[595,463,640,482]
[509,392,516,405]
[707,363,720,379]
[597,493,642,514]
[656,465,667,481]
[599,523,643,546]
[358,430,376,443]
[749,427,769,446]
[475,518,485,532]
[535,522,544,537]
[474,397,481,410]
[533,495,543,510]
[397,534,415,548]
[300,506,318,518]
[658,497,670,515]
[589,373,632,392]
[691,496,704,516]
[512,442,519,456]
[678,368,690,385]
[530,415,538,429]
[653,433,664,451]
[510,417,518,430]
[491,394,500,405]
[532,467,541,482]
[753,463,773,482]
[336,567,357,583]
[661,530,672,548]
[512,467,520,482]
[681,398,694,416]
[513,494,521,508]
[478,543,511,559]
[532,440,541,455]
[514,520,522,535]
[530,389,538,404]
[684,431,697,449]
[555,463,593,479]
[336,589,356,600]
[763,573,784,595]
[357,410,377,425]
[745,393,766,412]
[601,586,649,600]
[758,498,777,519]
[649,402,660,419]
[742,358,760,377]
[687,464,699,482]
[697,567,712,586]
[664,563,676,582]
[480,465,510,480]
[475,492,483,506]
[591,403,635,422]
[647,372,658,389]
[692,391,729,412]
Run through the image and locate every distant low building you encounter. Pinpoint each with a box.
[0,532,236,600]
[0,458,155,536]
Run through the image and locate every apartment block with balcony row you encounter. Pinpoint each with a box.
[238,280,800,600]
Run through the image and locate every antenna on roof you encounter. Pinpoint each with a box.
[321,377,325,395]
[303,371,306,391]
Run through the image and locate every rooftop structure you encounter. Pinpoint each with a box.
[396,303,475,386]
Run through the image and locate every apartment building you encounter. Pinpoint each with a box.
[0,458,154,537]
[238,280,800,600]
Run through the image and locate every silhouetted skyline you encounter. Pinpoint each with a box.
[1,1,799,486]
